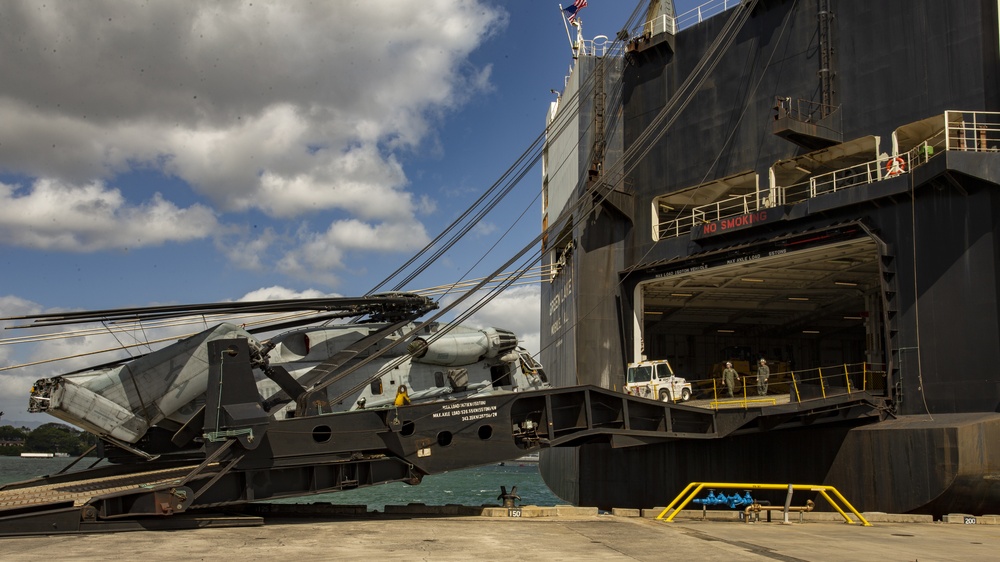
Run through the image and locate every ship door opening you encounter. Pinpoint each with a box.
[632,237,884,383]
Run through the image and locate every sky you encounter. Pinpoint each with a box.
[0,0,705,424]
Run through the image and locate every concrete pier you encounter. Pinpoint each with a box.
[3,506,998,561]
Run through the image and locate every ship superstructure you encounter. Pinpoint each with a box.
[540,0,1000,516]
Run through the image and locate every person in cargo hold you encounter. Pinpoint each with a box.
[722,362,739,398]
[757,359,770,396]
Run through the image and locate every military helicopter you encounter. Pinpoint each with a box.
[14,292,547,459]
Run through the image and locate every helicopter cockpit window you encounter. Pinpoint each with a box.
[490,364,512,387]
[518,352,548,383]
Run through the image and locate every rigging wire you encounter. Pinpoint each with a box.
[359,7,652,372]
[366,131,547,296]
[0,265,558,373]
[533,0,763,361]
[309,19,644,399]
[362,3,645,303]
[2,3,756,410]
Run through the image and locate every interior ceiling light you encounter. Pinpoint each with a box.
[802,330,820,334]
[645,311,664,315]
[794,165,811,173]
[741,278,764,283]
[843,316,863,320]
[717,329,735,333]
[670,293,694,297]
[788,297,810,301]
[834,281,858,286]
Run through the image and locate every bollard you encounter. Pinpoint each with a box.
[498,485,520,508]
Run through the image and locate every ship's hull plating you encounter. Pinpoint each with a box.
[540,0,1000,517]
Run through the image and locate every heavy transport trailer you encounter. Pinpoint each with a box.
[0,337,886,536]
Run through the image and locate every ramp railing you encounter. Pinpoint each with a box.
[680,362,887,409]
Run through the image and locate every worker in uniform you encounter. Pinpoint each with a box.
[394,384,411,406]
[757,359,770,396]
[722,362,739,398]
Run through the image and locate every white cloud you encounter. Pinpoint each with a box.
[0,1,509,282]
[217,227,283,271]
[0,295,43,367]
[473,221,499,238]
[415,194,437,216]
[0,295,42,319]
[0,179,218,251]
[252,144,411,220]
[237,286,335,302]
[277,218,431,284]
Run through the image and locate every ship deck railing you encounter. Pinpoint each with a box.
[655,110,1000,241]
[659,361,887,410]
[643,0,742,36]
[943,109,1000,152]
[577,36,627,58]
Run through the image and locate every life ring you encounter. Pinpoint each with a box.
[886,157,905,177]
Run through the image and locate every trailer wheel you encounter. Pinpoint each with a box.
[681,388,691,401]
[659,388,671,401]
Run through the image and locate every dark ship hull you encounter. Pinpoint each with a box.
[539,0,1000,517]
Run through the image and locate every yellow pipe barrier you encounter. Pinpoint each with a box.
[818,367,827,398]
[655,482,872,526]
[790,371,799,403]
[844,364,852,392]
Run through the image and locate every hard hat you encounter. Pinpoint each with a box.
[726,362,732,366]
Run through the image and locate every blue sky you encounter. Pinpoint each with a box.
[0,1,704,423]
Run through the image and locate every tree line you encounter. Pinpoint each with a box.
[0,423,98,456]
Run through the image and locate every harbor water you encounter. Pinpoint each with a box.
[0,456,561,511]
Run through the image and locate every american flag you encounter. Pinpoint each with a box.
[563,0,588,23]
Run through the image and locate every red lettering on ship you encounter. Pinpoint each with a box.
[700,210,769,236]
[720,210,767,230]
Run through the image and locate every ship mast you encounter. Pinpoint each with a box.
[559,4,586,58]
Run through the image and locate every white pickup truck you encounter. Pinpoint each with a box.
[625,359,692,402]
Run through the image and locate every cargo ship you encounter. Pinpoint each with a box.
[539,0,1000,517]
